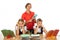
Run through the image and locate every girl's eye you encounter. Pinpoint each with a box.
[22,23,23,24]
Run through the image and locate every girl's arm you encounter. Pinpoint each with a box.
[34,27,38,34]
[43,27,47,34]
[42,25,47,34]
[15,26,19,36]
[34,28,37,34]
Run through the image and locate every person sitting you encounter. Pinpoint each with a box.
[33,18,47,40]
[15,19,27,36]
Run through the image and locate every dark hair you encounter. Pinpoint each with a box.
[37,18,42,22]
[25,3,31,8]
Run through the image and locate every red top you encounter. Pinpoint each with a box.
[21,11,35,30]
[22,11,34,22]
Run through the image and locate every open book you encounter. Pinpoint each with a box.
[46,29,59,37]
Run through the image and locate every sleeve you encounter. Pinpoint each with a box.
[33,23,37,29]
[32,12,35,18]
[21,13,25,20]
[15,26,18,30]
[24,26,27,31]
[33,26,36,29]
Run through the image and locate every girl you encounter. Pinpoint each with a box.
[15,19,27,36]
[34,18,47,40]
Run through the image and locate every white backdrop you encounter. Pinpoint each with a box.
[0,0,60,35]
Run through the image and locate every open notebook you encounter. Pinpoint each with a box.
[46,29,59,37]
[20,34,40,37]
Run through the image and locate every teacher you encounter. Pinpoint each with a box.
[21,3,36,33]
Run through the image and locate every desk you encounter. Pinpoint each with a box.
[3,35,60,40]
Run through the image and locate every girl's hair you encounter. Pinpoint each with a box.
[25,3,31,8]
[18,19,24,23]
[37,18,42,22]
[16,19,24,26]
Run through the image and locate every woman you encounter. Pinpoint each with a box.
[21,3,36,34]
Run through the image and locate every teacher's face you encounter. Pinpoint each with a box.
[26,4,32,10]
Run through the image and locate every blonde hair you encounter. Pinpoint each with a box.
[16,19,24,26]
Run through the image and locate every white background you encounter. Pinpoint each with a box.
[0,0,60,35]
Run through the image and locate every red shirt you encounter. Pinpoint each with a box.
[21,11,35,30]
[22,11,34,22]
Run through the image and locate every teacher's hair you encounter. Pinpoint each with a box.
[25,3,31,8]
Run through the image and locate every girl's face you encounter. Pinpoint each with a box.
[18,21,24,27]
[37,21,42,26]
[26,4,32,10]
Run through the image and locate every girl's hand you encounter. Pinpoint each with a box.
[42,25,44,27]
